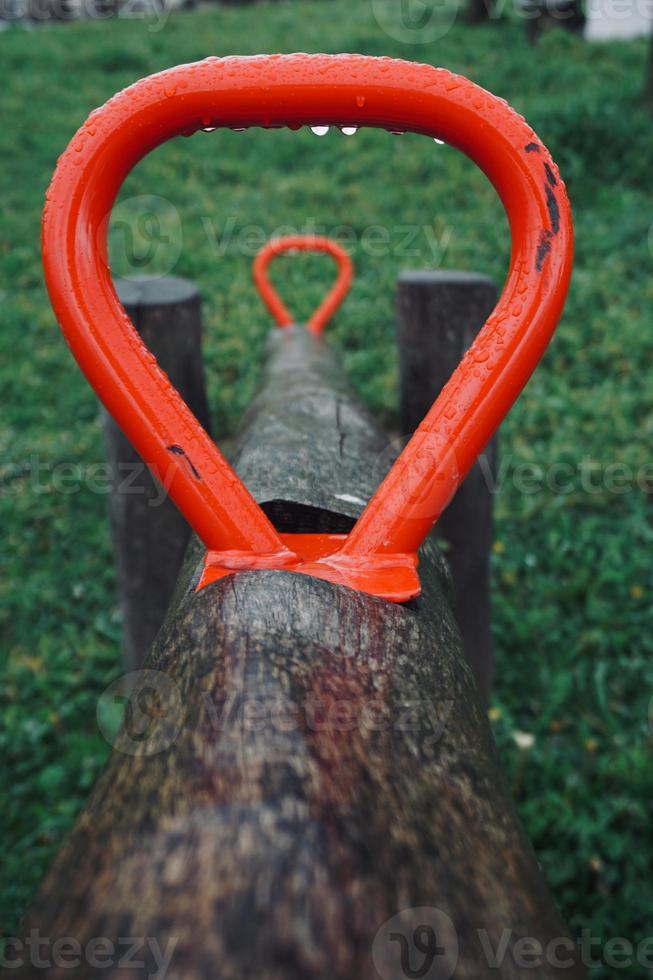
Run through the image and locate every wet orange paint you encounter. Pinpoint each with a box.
[42,54,573,602]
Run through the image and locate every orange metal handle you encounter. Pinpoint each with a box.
[42,54,573,602]
[253,235,353,335]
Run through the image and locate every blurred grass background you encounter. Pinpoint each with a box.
[1,1,652,973]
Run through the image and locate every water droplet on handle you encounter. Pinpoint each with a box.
[340,126,358,136]
[310,126,329,136]
[434,138,445,145]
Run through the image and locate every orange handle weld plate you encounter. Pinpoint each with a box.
[42,54,573,603]
[253,234,353,335]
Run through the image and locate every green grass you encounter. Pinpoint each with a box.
[1,2,652,974]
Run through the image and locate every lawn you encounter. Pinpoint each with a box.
[1,1,652,974]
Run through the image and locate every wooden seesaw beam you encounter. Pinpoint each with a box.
[11,326,585,980]
[31,51,578,980]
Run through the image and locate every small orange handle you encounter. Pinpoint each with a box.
[253,235,353,335]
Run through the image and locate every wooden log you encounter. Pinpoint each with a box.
[230,325,394,532]
[14,326,585,980]
[396,271,498,703]
[103,275,211,671]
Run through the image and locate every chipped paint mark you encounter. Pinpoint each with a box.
[335,396,346,459]
[536,230,553,272]
[544,162,557,187]
[524,142,540,153]
[167,444,201,480]
[545,185,560,235]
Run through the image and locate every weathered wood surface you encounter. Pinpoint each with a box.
[397,271,498,702]
[103,276,211,670]
[13,326,585,980]
[231,325,392,531]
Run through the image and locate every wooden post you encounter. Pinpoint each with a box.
[17,326,585,980]
[396,271,498,702]
[465,0,495,23]
[103,275,211,671]
[521,0,586,43]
